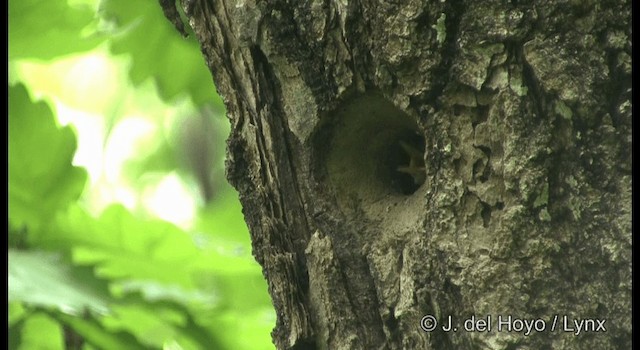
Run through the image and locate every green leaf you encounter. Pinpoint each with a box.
[99,0,223,107]
[101,302,196,349]
[8,319,23,350]
[54,312,146,350]
[38,204,203,288]
[8,249,111,315]
[17,312,65,350]
[8,83,88,234]
[9,0,104,59]
[9,302,28,326]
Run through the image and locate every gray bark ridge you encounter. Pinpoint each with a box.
[182,0,631,349]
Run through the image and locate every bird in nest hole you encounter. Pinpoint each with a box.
[396,140,426,186]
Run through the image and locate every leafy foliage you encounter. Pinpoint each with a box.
[9,0,104,59]
[9,84,88,233]
[99,0,223,106]
[8,250,111,314]
[8,1,274,349]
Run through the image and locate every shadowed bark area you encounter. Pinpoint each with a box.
[180,0,631,348]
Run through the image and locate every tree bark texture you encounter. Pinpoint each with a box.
[182,1,631,349]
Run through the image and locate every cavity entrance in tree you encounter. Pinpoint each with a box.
[324,93,426,215]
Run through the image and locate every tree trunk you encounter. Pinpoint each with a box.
[182,1,631,348]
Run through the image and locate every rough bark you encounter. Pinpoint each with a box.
[180,0,631,349]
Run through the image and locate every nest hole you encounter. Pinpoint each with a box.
[322,93,426,213]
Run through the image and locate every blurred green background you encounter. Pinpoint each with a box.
[8,0,275,349]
